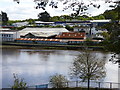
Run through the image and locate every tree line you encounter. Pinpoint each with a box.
[2,6,118,26]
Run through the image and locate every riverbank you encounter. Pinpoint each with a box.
[1,42,105,51]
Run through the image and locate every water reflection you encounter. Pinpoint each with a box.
[2,49,118,88]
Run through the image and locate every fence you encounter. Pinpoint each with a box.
[42,81,120,89]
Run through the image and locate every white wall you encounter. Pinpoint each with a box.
[1,32,19,41]
[74,27,90,34]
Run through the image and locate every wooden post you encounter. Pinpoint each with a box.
[98,82,101,88]
[110,83,112,89]
[67,82,69,88]
[76,81,78,87]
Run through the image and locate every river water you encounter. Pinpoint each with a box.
[1,48,118,88]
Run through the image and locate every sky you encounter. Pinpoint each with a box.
[0,0,116,20]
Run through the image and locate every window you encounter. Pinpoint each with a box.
[8,34,10,37]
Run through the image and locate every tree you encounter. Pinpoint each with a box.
[1,11,9,26]
[11,73,27,89]
[103,10,118,20]
[38,11,51,22]
[103,22,120,64]
[70,49,106,90]
[49,74,68,88]
[102,1,120,64]
[13,0,115,16]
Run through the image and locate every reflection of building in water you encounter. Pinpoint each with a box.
[2,48,20,60]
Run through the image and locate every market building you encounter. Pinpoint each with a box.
[18,27,69,39]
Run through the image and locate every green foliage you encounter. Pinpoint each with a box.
[103,9,118,20]
[49,74,68,88]
[70,50,106,89]
[11,73,27,89]
[85,38,92,42]
[1,11,9,25]
[38,11,51,22]
[92,15,105,20]
[100,32,110,40]
[101,19,120,53]
[50,16,65,22]
[104,23,120,54]
[50,14,105,21]
[25,18,35,24]
[65,25,73,31]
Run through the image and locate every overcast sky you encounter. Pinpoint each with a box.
[0,0,116,20]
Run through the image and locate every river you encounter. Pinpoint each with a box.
[1,48,118,88]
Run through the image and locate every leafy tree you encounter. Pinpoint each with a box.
[49,74,68,88]
[100,32,109,40]
[1,11,9,25]
[50,16,65,21]
[92,15,105,20]
[103,9,118,20]
[70,49,106,90]
[103,22,120,64]
[11,73,27,89]
[26,18,35,24]
[13,0,115,16]
[38,11,51,22]
[102,1,120,64]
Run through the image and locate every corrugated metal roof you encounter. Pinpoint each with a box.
[90,20,111,22]
[0,32,16,34]
[35,21,54,24]
[0,28,10,31]
[19,28,69,37]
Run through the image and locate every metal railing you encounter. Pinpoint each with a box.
[48,81,120,89]
[27,81,120,89]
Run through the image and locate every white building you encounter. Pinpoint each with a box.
[0,31,20,41]
[18,27,69,38]
[12,22,29,27]
[74,25,90,34]
[35,21,54,26]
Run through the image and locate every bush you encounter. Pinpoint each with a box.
[11,73,27,89]
[49,74,68,88]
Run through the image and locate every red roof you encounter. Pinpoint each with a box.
[56,32,86,39]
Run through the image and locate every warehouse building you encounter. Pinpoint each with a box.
[18,27,69,38]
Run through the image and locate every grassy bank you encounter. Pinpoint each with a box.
[1,42,105,51]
